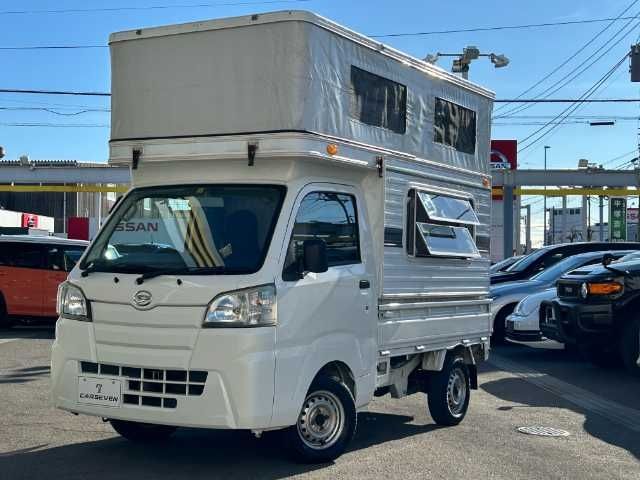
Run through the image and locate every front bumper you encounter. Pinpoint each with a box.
[539,299,613,344]
[505,311,543,342]
[51,318,276,430]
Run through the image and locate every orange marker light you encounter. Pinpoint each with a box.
[587,282,623,295]
[482,177,491,188]
[326,144,339,156]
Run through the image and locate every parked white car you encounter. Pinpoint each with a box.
[505,288,556,342]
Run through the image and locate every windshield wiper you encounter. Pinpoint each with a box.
[135,266,227,284]
[80,260,107,277]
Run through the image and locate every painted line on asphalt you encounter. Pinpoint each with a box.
[488,353,640,434]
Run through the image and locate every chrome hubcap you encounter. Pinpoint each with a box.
[297,390,344,450]
[447,367,468,417]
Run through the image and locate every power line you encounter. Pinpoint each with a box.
[495,98,640,103]
[0,1,310,15]
[498,11,640,118]
[370,15,640,38]
[0,88,110,96]
[494,0,640,113]
[517,52,629,152]
[0,106,109,115]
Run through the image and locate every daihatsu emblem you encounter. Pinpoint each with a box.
[133,290,152,308]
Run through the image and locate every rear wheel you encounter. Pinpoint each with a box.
[620,316,640,377]
[283,375,357,464]
[0,295,13,330]
[427,353,470,426]
[110,419,176,443]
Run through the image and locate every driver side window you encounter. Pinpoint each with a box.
[282,192,360,281]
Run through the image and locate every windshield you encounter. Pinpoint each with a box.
[504,249,546,273]
[530,254,600,282]
[82,184,286,274]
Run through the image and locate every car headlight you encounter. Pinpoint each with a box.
[57,282,91,321]
[203,284,276,328]
[580,282,588,299]
[583,281,623,298]
[514,297,535,317]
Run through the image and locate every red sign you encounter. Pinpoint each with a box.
[490,140,517,200]
[21,213,39,228]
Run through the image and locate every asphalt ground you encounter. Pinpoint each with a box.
[0,325,638,479]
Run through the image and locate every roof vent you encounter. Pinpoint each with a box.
[19,155,30,166]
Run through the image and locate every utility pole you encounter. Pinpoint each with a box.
[543,146,550,245]
[599,196,604,241]
[561,196,568,243]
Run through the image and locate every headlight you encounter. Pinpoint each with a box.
[585,281,623,297]
[203,284,276,328]
[514,297,535,317]
[580,283,588,299]
[57,282,91,321]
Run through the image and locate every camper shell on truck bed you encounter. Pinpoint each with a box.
[52,11,494,463]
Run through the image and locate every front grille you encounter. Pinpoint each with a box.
[80,362,208,409]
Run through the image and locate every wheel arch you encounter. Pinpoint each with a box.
[312,360,356,400]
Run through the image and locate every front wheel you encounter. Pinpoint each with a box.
[427,353,470,426]
[283,376,357,464]
[110,419,176,443]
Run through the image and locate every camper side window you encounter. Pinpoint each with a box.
[433,98,477,155]
[283,192,360,280]
[350,66,407,134]
[406,189,481,259]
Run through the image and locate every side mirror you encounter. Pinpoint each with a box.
[302,239,328,274]
[602,253,615,266]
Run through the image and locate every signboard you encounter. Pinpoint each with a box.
[627,207,638,224]
[609,197,627,241]
[490,140,517,200]
[21,213,38,228]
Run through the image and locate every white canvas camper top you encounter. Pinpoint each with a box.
[52,11,495,463]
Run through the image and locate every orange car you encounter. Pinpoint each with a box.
[0,235,88,328]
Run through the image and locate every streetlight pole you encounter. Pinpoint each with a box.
[543,146,550,245]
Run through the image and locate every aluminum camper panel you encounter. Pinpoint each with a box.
[378,157,491,353]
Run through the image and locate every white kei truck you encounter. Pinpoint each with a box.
[51,11,494,463]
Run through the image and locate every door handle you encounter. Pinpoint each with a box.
[359,280,370,290]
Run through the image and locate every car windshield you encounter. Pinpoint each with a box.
[82,184,286,275]
[504,249,546,273]
[530,254,602,282]
[490,256,520,273]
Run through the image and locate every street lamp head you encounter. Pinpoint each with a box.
[490,53,510,68]
[424,53,439,64]
[462,46,480,62]
[544,145,551,150]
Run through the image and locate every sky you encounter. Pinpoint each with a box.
[1,0,640,244]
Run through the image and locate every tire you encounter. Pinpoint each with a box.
[283,375,357,464]
[427,353,470,426]
[492,306,514,345]
[580,343,619,368]
[110,419,176,443]
[620,316,640,377]
[0,295,13,330]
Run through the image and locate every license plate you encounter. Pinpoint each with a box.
[78,377,122,408]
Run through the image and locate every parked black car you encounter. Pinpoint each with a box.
[490,242,640,285]
[540,254,640,376]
